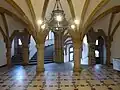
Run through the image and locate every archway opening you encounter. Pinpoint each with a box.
[63,36,74,69]
[29,35,37,63]
[11,35,23,64]
[95,36,106,64]
[81,35,88,65]
[0,32,6,66]
[44,30,55,64]
[64,37,73,63]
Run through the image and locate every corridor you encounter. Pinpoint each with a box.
[0,63,120,90]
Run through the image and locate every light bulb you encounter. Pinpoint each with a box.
[56,28,59,30]
[71,25,75,29]
[37,20,43,25]
[74,19,79,25]
[56,15,62,22]
[41,24,46,30]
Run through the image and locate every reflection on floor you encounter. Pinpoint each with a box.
[0,63,120,90]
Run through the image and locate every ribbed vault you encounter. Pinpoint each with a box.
[0,0,120,43]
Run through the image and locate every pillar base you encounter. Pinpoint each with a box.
[73,67,82,72]
[7,63,12,68]
[36,67,45,73]
[22,62,28,66]
[54,60,64,63]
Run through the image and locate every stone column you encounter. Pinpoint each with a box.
[36,43,45,72]
[73,41,82,72]
[22,33,29,65]
[106,40,111,66]
[88,42,96,65]
[22,45,29,65]
[54,31,64,63]
[6,43,12,67]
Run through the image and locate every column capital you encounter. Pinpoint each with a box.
[73,40,82,49]
[36,43,44,49]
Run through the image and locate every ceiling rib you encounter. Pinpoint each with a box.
[84,5,120,34]
[26,0,38,31]
[67,0,75,19]
[84,0,110,29]
[42,0,50,19]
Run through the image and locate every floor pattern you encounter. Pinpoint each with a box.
[0,64,120,90]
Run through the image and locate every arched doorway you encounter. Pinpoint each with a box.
[11,30,30,65]
[95,36,105,64]
[11,35,23,64]
[44,31,54,64]
[69,45,74,62]
[64,37,73,63]
[0,32,7,66]
[29,35,37,63]
[82,35,88,65]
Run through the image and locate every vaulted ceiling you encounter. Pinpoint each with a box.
[0,0,120,40]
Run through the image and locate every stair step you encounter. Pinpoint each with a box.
[30,45,54,64]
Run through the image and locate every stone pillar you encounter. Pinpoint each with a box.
[73,41,82,72]
[22,45,29,65]
[88,42,96,65]
[22,34,29,65]
[54,31,64,63]
[36,43,45,72]
[6,43,12,67]
[106,40,111,66]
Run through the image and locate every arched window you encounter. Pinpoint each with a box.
[49,31,54,39]
[69,47,73,61]
[95,50,99,57]
[96,40,99,45]
[18,39,22,45]
[83,35,88,45]
[46,35,49,40]
[46,31,54,40]
[70,47,73,52]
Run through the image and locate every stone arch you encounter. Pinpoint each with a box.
[0,27,7,43]
[95,29,107,64]
[0,27,8,66]
[84,5,120,34]
[87,28,107,65]
[10,29,31,65]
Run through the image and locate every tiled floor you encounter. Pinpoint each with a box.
[0,63,120,90]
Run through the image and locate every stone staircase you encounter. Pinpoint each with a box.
[11,54,23,64]
[30,45,54,64]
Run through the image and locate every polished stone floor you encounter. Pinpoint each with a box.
[0,63,120,90]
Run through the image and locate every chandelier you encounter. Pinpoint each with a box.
[37,0,80,31]
[48,0,68,31]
